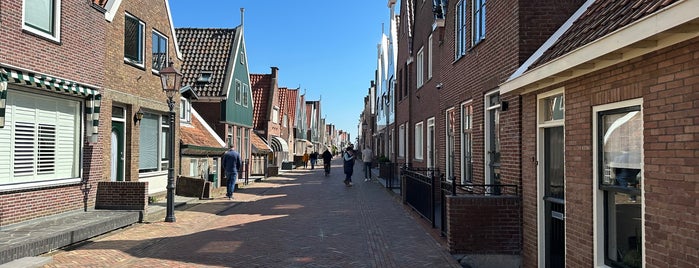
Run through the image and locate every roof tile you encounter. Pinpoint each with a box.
[175,28,237,97]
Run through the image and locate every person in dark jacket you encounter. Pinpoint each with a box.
[343,145,355,186]
[222,145,242,200]
[322,149,333,175]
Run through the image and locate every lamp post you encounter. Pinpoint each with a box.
[159,61,182,223]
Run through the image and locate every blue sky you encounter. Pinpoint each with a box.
[169,1,395,140]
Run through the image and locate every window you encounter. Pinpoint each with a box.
[0,90,80,185]
[235,80,242,104]
[444,109,456,181]
[399,124,405,157]
[244,129,249,159]
[427,117,435,168]
[151,31,168,72]
[227,125,233,147]
[189,158,199,177]
[242,84,249,107]
[236,126,242,156]
[595,101,643,268]
[455,0,467,59]
[179,98,191,123]
[283,114,288,127]
[471,0,486,45]
[23,0,61,41]
[459,102,473,183]
[428,34,433,80]
[272,107,280,124]
[124,13,145,66]
[197,71,213,83]
[485,91,500,186]
[138,113,169,173]
[416,47,424,88]
[415,121,423,160]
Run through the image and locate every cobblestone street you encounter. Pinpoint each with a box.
[41,160,460,268]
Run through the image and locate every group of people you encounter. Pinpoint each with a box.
[221,143,375,199]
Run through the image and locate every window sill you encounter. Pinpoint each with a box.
[22,27,61,45]
[138,171,168,179]
[0,178,81,193]
[124,59,145,70]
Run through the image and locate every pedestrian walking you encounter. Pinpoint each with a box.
[322,149,333,176]
[361,147,373,181]
[222,145,242,200]
[302,152,309,169]
[343,145,355,186]
[310,151,318,169]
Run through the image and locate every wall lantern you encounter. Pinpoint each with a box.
[134,107,144,123]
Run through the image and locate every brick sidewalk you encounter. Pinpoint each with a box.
[42,159,460,268]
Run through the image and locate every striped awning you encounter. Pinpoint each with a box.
[270,136,289,152]
[0,67,101,140]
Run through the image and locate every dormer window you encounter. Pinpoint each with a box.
[197,71,213,83]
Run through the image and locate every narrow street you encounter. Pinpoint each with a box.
[41,158,460,268]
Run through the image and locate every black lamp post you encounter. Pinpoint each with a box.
[159,61,182,223]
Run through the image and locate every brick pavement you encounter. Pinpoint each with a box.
[42,159,461,268]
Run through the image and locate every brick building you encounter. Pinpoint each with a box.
[0,0,106,226]
[501,0,699,267]
[96,0,183,198]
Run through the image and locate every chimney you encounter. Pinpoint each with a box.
[240,8,245,27]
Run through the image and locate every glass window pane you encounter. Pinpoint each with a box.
[545,126,564,199]
[112,106,125,118]
[25,0,53,34]
[139,114,159,172]
[545,94,565,121]
[124,16,142,64]
[605,191,642,268]
[601,110,642,187]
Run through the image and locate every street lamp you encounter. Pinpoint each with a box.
[160,61,182,223]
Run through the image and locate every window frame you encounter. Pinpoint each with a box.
[592,98,644,268]
[124,13,145,68]
[22,0,61,42]
[399,124,405,158]
[416,47,424,88]
[138,112,169,174]
[428,34,433,80]
[484,90,500,186]
[272,106,280,124]
[445,108,456,182]
[415,121,424,160]
[0,88,82,190]
[242,83,249,107]
[455,0,468,60]
[179,97,191,123]
[235,80,242,104]
[461,100,473,183]
[151,30,168,73]
[471,0,486,46]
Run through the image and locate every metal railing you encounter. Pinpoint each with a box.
[401,166,440,228]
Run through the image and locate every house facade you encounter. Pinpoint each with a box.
[0,0,106,226]
[175,18,254,179]
[500,0,699,267]
[251,67,289,172]
[279,87,299,166]
[97,0,183,197]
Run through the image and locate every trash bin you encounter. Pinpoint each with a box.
[281,161,293,170]
[207,173,218,187]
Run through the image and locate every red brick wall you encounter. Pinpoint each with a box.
[517,37,699,268]
[446,195,521,254]
[0,0,106,226]
[95,181,148,210]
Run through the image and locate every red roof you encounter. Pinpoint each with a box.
[531,0,680,69]
[180,110,225,155]
[285,88,299,129]
[250,73,272,131]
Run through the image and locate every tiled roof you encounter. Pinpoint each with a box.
[180,109,226,155]
[284,88,299,129]
[251,73,272,131]
[92,0,107,7]
[531,0,680,69]
[250,132,272,154]
[175,28,236,97]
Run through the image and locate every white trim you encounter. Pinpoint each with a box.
[592,98,644,268]
[103,0,122,22]
[484,89,500,185]
[501,0,699,94]
[536,87,565,268]
[426,117,435,168]
[445,108,455,181]
[192,108,225,147]
[507,0,595,81]
[151,29,169,73]
[460,99,473,184]
[0,178,81,192]
[414,121,424,160]
[21,0,62,42]
[123,13,145,68]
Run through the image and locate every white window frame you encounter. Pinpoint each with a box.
[272,106,280,124]
[416,47,424,88]
[484,89,500,185]
[471,0,486,46]
[461,100,473,184]
[124,13,145,67]
[427,117,435,168]
[445,108,455,181]
[428,34,433,80]
[151,30,168,73]
[283,114,288,127]
[138,112,169,175]
[399,124,405,158]
[415,121,424,160]
[536,88,565,268]
[22,0,61,42]
[593,98,644,268]
[455,0,467,59]
[179,97,191,123]
[234,80,242,104]
[242,83,249,107]
[0,89,82,190]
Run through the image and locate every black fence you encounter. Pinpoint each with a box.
[401,166,440,228]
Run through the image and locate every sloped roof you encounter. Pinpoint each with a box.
[530,0,680,69]
[180,108,226,156]
[250,131,272,155]
[175,28,237,98]
[251,73,272,131]
[284,88,299,129]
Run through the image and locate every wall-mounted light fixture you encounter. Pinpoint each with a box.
[134,107,144,123]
